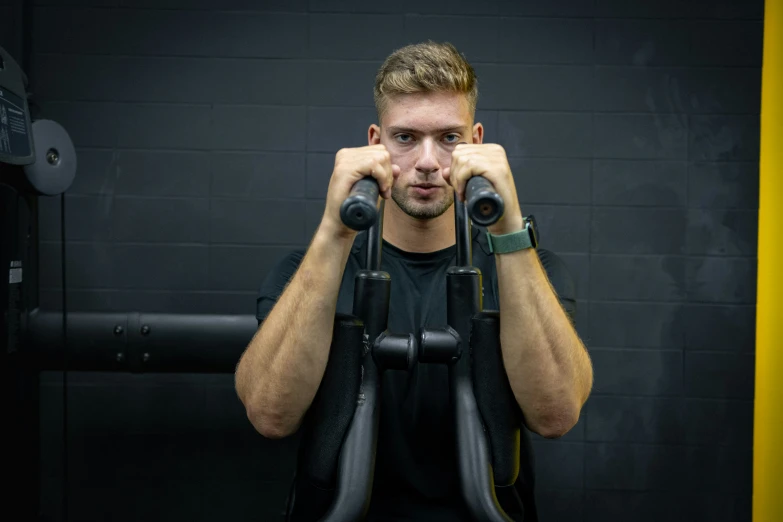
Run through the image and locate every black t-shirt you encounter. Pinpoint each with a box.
[256,226,576,522]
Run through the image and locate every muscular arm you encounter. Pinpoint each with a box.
[235,225,354,439]
[495,248,593,439]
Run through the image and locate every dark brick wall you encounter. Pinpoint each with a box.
[28,0,761,520]
[0,0,23,63]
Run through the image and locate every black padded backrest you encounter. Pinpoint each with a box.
[470,311,523,487]
[296,313,365,488]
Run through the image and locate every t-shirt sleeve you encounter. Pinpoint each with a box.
[537,248,577,324]
[256,249,306,326]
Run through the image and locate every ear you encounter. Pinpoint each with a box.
[472,122,484,144]
[368,124,382,145]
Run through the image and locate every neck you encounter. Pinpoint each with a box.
[382,200,456,253]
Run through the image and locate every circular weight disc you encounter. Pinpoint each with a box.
[23,119,77,196]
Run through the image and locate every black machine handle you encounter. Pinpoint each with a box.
[340,178,380,230]
[341,175,505,231]
[464,176,504,227]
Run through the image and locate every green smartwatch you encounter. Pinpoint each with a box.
[486,216,538,254]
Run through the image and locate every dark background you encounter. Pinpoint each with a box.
[0,0,761,520]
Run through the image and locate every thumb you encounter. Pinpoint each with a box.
[442,167,451,183]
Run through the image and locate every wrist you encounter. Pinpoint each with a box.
[316,218,358,246]
[487,212,524,236]
[486,215,538,255]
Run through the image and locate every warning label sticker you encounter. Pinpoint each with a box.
[9,260,23,284]
[0,87,31,158]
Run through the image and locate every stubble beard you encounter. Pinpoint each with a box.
[391,182,454,220]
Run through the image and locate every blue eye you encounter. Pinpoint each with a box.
[396,134,412,143]
[444,134,460,143]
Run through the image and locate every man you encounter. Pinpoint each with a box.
[235,41,593,521]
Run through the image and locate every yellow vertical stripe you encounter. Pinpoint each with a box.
[754,0,783,520]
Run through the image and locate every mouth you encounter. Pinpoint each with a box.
[412,184,441,196]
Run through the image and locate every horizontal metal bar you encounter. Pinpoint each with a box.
[25,308,257,373]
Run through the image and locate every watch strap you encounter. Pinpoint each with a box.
[487,219,536,254]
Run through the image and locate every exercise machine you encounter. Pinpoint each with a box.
[283,174,526,521]
[0,45,259,521]
[1,43,75,521]
[1,43,526,521]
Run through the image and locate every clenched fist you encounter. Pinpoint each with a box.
[320,145,401,239]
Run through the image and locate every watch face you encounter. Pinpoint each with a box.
[525,216,538,248]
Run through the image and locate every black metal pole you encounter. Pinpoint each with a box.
[26,310,258,373]
[320,199,389,521]
[448,194,514,522]
[454,196,471,267]
[366,199,384,272]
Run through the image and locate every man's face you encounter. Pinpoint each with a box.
[370,91,483,220]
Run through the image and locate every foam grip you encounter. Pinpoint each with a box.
[340,177,379,230]
[465,176,504,227]
[296,314,364,489]
[470,311,522,487]
[288,314,365,522]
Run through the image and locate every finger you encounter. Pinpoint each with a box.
[383,160,394,199]
[384,167,393,199]
[442,167,451,184]
[386,155,397,199]
[373,151,394,198]
[370,160,390,199]
[380,150,394,191]
[455,155,478,202]
[458,162,470,201]
[451,155,469,201]
[451,141,470,200]
[386,164,400,198]
[450,162,464,200]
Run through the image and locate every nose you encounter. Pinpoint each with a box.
[414,138,440,175]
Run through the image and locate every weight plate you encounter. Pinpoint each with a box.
[22,119,76,196]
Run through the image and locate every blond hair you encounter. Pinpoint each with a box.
[373,41,478,122]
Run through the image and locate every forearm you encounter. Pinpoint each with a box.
[495,248,593,438]
[235,225,354,438]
